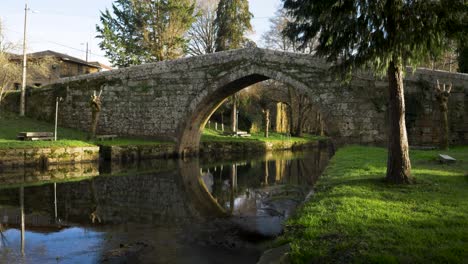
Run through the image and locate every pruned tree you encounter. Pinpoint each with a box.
[435,80,452,150]
[283,0,467,184]
[97,0,197,67]
[186,0,219,56]
[89,90,103,139]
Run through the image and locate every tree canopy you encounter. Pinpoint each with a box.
[282,0,467,183]
[97,0,196,67]
[283,0,467,74]
[214,0,253,51]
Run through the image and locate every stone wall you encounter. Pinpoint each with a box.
[0,146,99,169]
[2,48,467,152]
[200,139,325,155]
[100,143,176,162]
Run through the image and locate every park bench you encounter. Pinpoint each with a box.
[224,131,251,137]
[439,154,456,164]
[95,135,118,141]
[17,132,54,141]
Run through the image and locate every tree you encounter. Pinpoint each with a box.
[186,0,218,56]
[97,0,196,67]
[214,0,252,51]
[214,0,252,134]
[261,8,318,137]
[434,80,452,150]
[262,8,315,53]
[458,43,468,73]
[1,23,54,115]
[88,90,103,139]
[0,52,20,112]
[283,0,467,184]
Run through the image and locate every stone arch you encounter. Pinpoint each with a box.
[177,63,341,155]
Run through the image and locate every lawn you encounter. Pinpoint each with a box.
[280,145,468,263]
[0,111,322,149]
[0,111,172,149]
[201,127,326,143]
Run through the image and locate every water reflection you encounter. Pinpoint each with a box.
[0,147,332,263]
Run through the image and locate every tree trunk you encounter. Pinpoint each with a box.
[439,108,449,150]
[264,109,270,138]
[386,61,412,184]
[231,95,237,133]
[89,110,100,139]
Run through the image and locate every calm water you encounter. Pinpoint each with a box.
[0,147,332,264]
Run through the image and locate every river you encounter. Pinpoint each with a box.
[0,146,332,263]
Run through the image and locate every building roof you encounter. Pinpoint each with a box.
[89,61,113,71]
[9,50,101,69]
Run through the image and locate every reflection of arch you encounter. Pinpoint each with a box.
[178,159,228,218]
[177,64,340,155]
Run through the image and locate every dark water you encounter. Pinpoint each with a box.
[0,147,332,264]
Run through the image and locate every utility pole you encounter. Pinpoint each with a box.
[20,1,28,116]
[81,42,89,62]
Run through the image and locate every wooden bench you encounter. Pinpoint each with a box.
[17,132,54,141]
[95,135,118,141]
[439,154,456,164]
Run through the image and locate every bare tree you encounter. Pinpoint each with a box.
[435,80,452,150]
[186,0,219,56]
[1,22,55,116]
[259,7,319,137]
[261,8,316,54]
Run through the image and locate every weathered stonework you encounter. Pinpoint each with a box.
[0,146,99,168]
[200,140,325,155]
[3,48,467,153]
[100,143,176,162]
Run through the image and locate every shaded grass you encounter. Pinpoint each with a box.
[280,145,468,263]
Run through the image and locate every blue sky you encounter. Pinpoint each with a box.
[0,0,281,65]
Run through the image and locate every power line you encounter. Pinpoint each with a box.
[2,27,107,59]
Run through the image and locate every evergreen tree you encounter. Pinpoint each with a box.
[97,0,196,67]
[458,43,468,73]
[214,0,252,51]
[283,0,467,184]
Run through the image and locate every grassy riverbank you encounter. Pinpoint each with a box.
[280,146,468,263]
[0,111,171,149]
[0,111,323,149]
[202,128,325,143]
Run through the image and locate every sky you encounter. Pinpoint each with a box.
[0,0,281,66]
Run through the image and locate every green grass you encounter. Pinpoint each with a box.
[281,145,468,263]
[201,127,326,143]
[0,111,172,149]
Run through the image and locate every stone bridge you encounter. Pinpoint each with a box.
[7,48,468,154]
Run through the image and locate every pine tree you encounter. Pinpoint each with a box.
[97,0,196,67]
[214,0,252,51]
[283,0,467,184]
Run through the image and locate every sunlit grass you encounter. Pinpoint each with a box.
[0,111,172,149]
[280,145,468,263]
[201,127,326,143]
